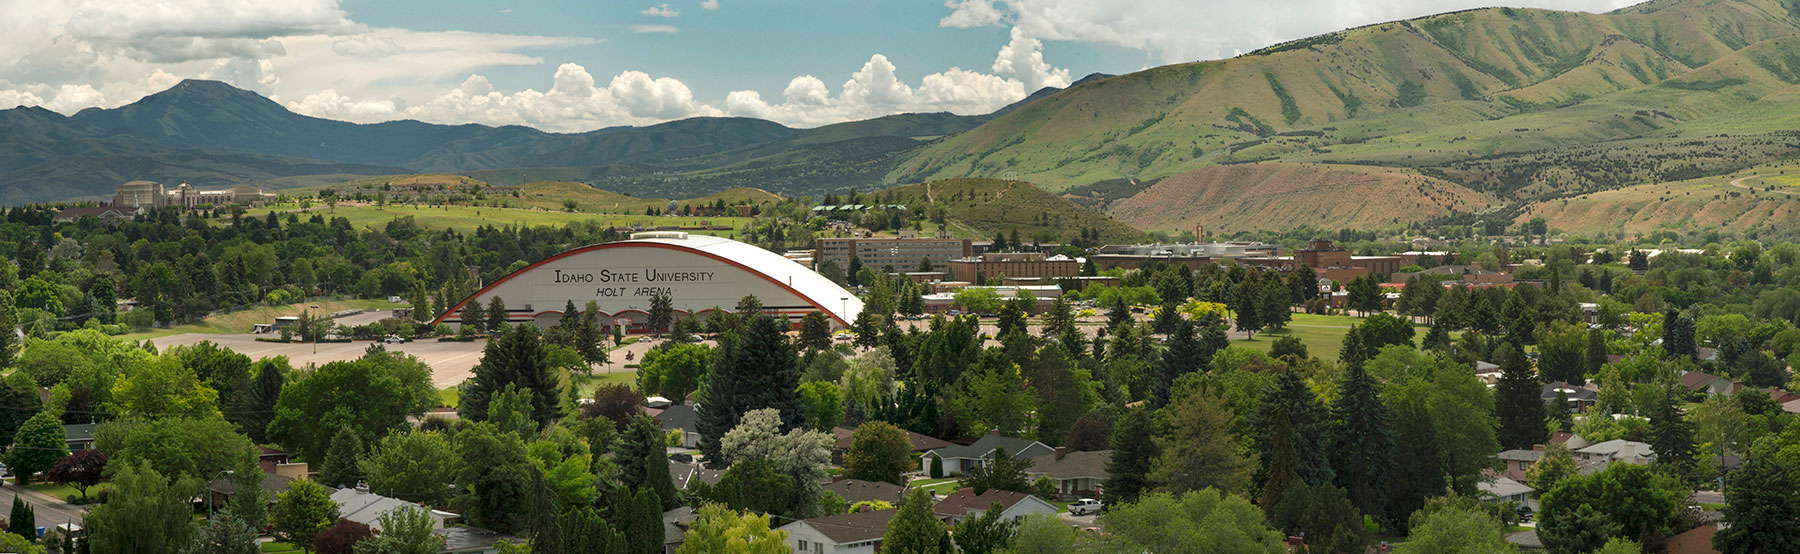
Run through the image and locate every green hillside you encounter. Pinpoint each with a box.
[867,178,1147,243]
[887,0,1800,233]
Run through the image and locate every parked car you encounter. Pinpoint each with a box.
[1068,498,1103,515]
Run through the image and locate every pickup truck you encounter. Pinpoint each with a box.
[1068,498,1103,515]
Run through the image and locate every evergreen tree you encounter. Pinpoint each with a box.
[0,290,17,368]
[1502,292,1534,347]
[1252,371,1334,503]
[1152,388,1254,495]
[883,488,952,553]
[1421,322,1451,353]
[696,314,804,465]
[1041,297,1076,340]
[1494,343,1546,450]
[459,325,564,429]
[1106,294,1132,331]
[242,360,286,443]
[485,297,509,331]
[1329,362,1394,521]
[799,311,833,352]
[1714,444,1800,553]
[1585,328,1609,378]
[1102,408,1158,507]
[616,416,680,510]
[1663,310,1697,359]
[1232,279,1264,339]
[1149,319,1200,409]
[1649,384,1697,481]
[647,292,674,334]
[6,497,32,540]
[460,301,486,334]
[1339,325,1369,371]
[1259,280,1292,332]
[319,426,366,488]
[1151,300,1182,335]
[1289,265,1318,305]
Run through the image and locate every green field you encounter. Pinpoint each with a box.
[118,298,405,342]
[1234,313,1435,363]
[241,204,752,235]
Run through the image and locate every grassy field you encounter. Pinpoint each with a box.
[240,204,752,235]
[1518,163,1800,239]
[118,298,404,342]
[25,482,110,502]
[1234,312,1435,363]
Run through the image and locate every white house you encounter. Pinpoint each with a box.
[331,485,457,530]
[776,508,896,554]
[920,430,1054,476]
[932,489,1059,524]
[1576,439,1655,465]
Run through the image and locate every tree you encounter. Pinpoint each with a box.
[1538,322,1587,386]
[109,356,220,417]
[639,342,710,401]
[312,519,374,554]
[1252,370,1333,508]
[5,412,65,485]
[273,479,341,553]
[456,423,533,534]
[883,488,953,554]
[460,324,563,430]
[697,314,804,465]
[319,427,366,488]
[1394,502,1519,554]
[186,517,260,554]
[676,504,789,554]
[960,447,1034,495]
[844,421,913,485]
[1538,463,1682,552]
[0,373,41,455]
[1339,326,1370,371]
[1006,513,1081,554]
[1693,393,1748,487]
[240,358,288,443]
[582,384,642,428]
[1525,443,1578,493]
[0,532,41,554]
[799,311,833,352]
[952,502,1018,554]
[1329,361,1394,521]
[1648,383,1697,481]
[797,381,844,431]
[1585,328,1608,378]
[1664,310,1697,359]
[460,301,486,334]
[486,297,509,332]
[1152,387,1253,495]
[615,415,680,511]
[1493,343,1545,450]
[46,450,108,502]
[6,497,31,541]
[1149,319,1201,409]
[1266,481,1366,553]
[84,461,204,554]
[1102,408,1158,507]
[95,416,254,483]
[1714,442,1800,554]
[555,507,625,554]
[648,291,674,334]
[0,290,19,368]
[1258,280,1292,332]
[267,349,435,462]
[1097,490,1286,553]
[1232,280,1264,339]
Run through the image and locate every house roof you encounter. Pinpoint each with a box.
[1680,371,1722,391]
[663,506,697,545]
[823,479,905,505]
[1026,450,1110,480]
[62,423,97,442]
[669,461,724,490]
[932,489,1042,519]
[1578,439,1655,460]
[925,432,1049,461]
[1541,381,1597,402]
[784,509,898,544]
[1496,449,1545,462]
[1664,524,1721,554]
[329,488,455,531]
[832,426,955,453]
[1480,476,1534,498]
[655,404,697,432]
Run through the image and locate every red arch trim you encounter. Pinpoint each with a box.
[431,241,852,327]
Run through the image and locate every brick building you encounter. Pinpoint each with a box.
[814,236,973,273]
[946,252,1078,283]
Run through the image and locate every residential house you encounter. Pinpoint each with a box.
[1496,449,1544,483]
[1680,371,1731,397]
[831,426,954,465]
[1576,440,1655,466]
[823,479,905,506]
[663,506,697,554]
[1663,524,1721,554]
[931,489,1059,524]
[1480,476,1536,510]
[331,485,458,530]
[206,472,317,509]
[653,404,701,448]
[920,430,1054,476]
[776,508,897,554]
[1025,448,1109,500]
[1541,381,1598,413]
[63,423,97,452]
[1474,361,1502,386]
[669,460,725,490]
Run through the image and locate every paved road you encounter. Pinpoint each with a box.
[0,484,85,531]
[1694,490,1725,505]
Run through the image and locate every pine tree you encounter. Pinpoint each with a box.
[319,426,365,488]
[883,488,952,553]
[1494,343,1546,450]
[1330,362,1394,521]
[1042,297,1076,340]
[1150,320,1200,409]
[1253,371,1334,496]
[648,292,674,334]
[459,325,563,429]
[1289,265,1318,304]
[799,311,833,352]
[1102,408,1158,507]
[1106,294,1132,331]
[0,290,17,367]
[1649,384,1697,481]
[1714,445,1800,553]
[7,497,32,540]
[1260,280,1292,332]
[1502,291,1534,347]
[1663,310,1697,359]
[696,314,804,465]
[1585,328,1608,377]
[1233,279,1264,339]
[1421,322,1451,353]
[485,297,508,331]
[242,360,285,443]
[1339,325,1369,371]
[460,301,486,334]
[617,416,680,510]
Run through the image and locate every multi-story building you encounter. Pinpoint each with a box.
[1091,242,1282,270]
[814,237,973,273]
[946,252,1078,283]
[110,181,273,209]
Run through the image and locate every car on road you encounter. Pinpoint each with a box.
[1068,498,1103,515]
[384,335,408,344]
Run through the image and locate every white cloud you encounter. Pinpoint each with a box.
[642,4,680,17]
[701,0,720,10]
[721,53,1025,127]
[331,35,403,58]
[632,25,679,34]
[991,26,1067,92]
[940,0,1641,62]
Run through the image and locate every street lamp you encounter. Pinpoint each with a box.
[205,469,234,521]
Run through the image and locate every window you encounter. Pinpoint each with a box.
[799,540,809,551]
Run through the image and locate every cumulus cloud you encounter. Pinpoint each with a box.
[991,26,1068,91]
[719,53,1025,127]
[701,0,720,10]
[632,24,679,34]
[642,4,680,17]
[294,63,723,132]
[941,0,1641,62]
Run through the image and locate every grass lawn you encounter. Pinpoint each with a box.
[573,371,640,397]
[118,298,405,342]
[261,541,303,553]
[1235,312,1440,362]
[437,387,460,409]
[24,482,109,502]
[242,204,750,235]
[910,478,962,495]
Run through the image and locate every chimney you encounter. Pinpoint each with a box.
[1054,447,1067,461]
[989,429,1000,436]
[1533,444,1545,452]
[355,481,371,494]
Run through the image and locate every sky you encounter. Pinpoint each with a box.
[0,0,1644,132]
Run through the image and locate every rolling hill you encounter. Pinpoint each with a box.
[867,178,1147,243]
[1107,163,1491,233]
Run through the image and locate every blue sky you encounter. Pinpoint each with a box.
[0,0,1641,131]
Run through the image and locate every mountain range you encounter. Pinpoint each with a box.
[7,0,1800,236]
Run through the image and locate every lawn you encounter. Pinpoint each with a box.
[261,541,303,553]
[1234,312,1437,363]
[573,371,640,397]
[241,204,751,235]
[117,298,404,342]
[25,482,109,503]
[910,478,962,495]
